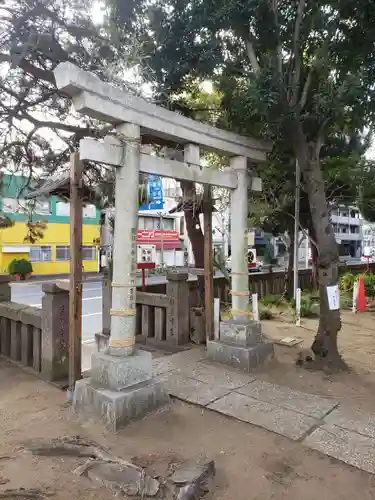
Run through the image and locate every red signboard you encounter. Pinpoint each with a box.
[137,230,179,241]
[136,230,181,250]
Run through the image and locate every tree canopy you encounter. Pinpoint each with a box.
[109,0,375,366]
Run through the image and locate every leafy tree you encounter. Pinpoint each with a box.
[110,0,375,368]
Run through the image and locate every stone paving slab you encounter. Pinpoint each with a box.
[156,373,230,406]
[237,380,338,420]
[304,422,375,475]
[207,392,318,441]
[152,348,205,376]
[179,363,255,390]
[325,406,375,438]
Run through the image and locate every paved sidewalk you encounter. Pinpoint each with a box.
[151,347,375,475]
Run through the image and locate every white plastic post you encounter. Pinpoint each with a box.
[296,288,301,327]
[252,293,259,322]
[214,298,220,340]
[352,280,358,313]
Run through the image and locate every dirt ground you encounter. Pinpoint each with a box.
[2,351,375,500]
[260,310,375,414]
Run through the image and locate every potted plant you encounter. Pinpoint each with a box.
[8,258,33,280]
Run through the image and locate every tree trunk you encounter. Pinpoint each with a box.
[181,181,204,268]
[309,224,319,290]
[181,181,205,305]
[294,130,346,369]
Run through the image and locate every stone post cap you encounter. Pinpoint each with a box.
[0,274,11,284]
[167,272,189,282]
[42,282,69,294]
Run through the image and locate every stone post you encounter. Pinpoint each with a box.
[166,272,190,344]
[230,156,250,319]
[41,283,69,381]
[0,275,11,302]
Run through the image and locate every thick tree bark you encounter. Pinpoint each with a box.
[181,181,205,305]
[294,128,346,369]
[181,181,205,269]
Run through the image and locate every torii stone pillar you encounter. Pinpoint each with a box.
[108,123,140,356]
[206,158,275,371]
[229,156,250,319]
[73,124,169,432]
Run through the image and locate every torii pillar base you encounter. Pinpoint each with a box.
[72,350,169,432]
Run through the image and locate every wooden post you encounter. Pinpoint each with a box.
[203,185,214,341]
[69,152,83,394]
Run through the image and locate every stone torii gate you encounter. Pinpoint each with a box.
[54,63,271,431]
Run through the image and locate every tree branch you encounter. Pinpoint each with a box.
[290,0,306,105]
[0,53,55,84]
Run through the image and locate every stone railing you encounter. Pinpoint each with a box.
[101,272,190,351]
[0,276,69,383]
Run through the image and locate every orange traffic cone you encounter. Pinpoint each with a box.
[357,276,368,312]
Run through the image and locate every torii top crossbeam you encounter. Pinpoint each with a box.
[54,62,270,162]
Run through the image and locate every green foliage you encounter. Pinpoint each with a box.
[260,295,284,307]
[363,274,375,298]
[291,294,319,318]
[340,294,352,310]
[339,273,357,293]
[8,259,33,278]
[258,305,274,321]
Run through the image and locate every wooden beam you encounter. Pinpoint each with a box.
[69,152,83,393]
[203,185,214,342]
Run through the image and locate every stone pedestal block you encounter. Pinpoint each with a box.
[73,350,169,431]
[207,340,274,372]
[91,350,152,391]
[220,319,261,346]
[73,377,169,432]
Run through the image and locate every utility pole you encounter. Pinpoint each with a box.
[68,152,83,397]
[293,159,301,299]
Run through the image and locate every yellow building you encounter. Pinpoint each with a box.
[0,175,100,275]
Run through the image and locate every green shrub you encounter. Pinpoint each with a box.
[259,305,274,320]
[8,258,33,278]
[339,273,357,293]
[260,294,284,307]
[290,294,319,318]
[364,274,375,298]
[340,293,352,310]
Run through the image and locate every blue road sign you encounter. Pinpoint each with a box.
[139,175,164,211]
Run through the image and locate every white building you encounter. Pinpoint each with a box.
[330,205,363,258]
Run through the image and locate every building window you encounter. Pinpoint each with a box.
[34,200,51,215]
[29,246,52,262]
[56,201,70,216]
[82,246,96,261]
[144,217,155,229]
[83,204,96,218]
[56,246,70,261]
